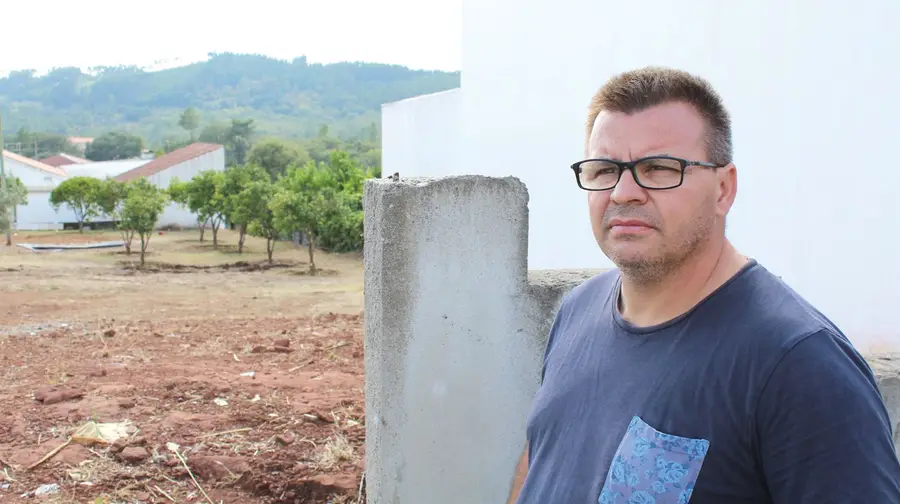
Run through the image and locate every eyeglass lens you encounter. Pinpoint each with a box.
[579,157,684,190]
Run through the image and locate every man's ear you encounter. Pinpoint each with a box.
[716,163,738,217]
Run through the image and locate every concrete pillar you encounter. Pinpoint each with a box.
[363,176,591,504]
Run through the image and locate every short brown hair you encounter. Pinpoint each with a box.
[585,67,732,165]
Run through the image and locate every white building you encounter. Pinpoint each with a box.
[115,142,226,228]
[3,142,224,230]
[382,0,900,349]
[2,150,68,230]
[63,159,151,180]
[382,89,461,180]
[2,150,154,229]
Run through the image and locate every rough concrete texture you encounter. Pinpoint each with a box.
[363,175,900,504]
[866,356,900,450]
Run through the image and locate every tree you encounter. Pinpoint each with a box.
[271,162,345,274]
[0,176,28,236]
[178,107,201,141]
[247,138,310,179]
[237,180,280,263]
[220,164,269,253]
[49,176,105,232]
[119,179,167,266]
[315,151,372,252]
[8,129,80,159]
[184,170,227,248]
[161,137,191,154]
[93,178,134,254]
[85,132,144,161]
[300,135,344,164]
[198,121,230,144]
[225,118,255,166]
[167,178,209,241]
[363,121,379,143]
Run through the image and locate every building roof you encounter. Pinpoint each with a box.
[67,137,94,145]
[66,159,151,180]
[2,150,67,177]
[115,143,224,182]
[40,153,90,167]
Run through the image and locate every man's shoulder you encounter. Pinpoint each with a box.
[717,266,900,500]
[718,261,844,340]
[559,268,620,309]
[715,261,862,374]
[539,269,619,357]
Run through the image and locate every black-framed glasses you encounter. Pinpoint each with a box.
[570,156,723,191]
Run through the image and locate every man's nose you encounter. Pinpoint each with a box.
[610,169,648,205]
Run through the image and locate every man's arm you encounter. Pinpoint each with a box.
[756,330,900,502]
[505,444,529,504]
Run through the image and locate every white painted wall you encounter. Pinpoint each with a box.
[4,156,61,188]
[382,89,462,178]
[65,159,149,180]
[15,191,66,230]
[3,155,69,229]
[384,0,900,349]
[147,147,226,228]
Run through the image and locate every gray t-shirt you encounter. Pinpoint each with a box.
[518,259,900,503]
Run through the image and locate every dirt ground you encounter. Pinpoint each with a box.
[0,229,366,503]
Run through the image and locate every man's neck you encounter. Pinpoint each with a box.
[618,239,748,327]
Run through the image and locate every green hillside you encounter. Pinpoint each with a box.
[0,52,460,145]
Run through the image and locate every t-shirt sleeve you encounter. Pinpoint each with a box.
[755,329,900,502]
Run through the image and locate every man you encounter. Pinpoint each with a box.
[506,67,900,503]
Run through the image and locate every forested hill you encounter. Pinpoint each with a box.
[0,53,460,145]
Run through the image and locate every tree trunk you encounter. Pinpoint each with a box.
[120,230,133,255]
[198,217,207,242]
[267,238,275,264]
[238,224,247,254]
[307,234,316,275]
[212,218,220,249]
[78,220,84,234]
[139,233,152,267]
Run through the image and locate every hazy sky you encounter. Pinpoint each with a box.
[2,0,462,75]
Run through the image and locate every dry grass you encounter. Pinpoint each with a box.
[66,456,128,485]
[311,432,356,471]
[2,227,360,268]
[328,493,361,504]
[0,228,364,324]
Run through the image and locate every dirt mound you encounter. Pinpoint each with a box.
[120,259,302,273]
[288,268,342,277]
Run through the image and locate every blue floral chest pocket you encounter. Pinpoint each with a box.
[598,416,710,504]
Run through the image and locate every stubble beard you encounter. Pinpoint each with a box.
[600,208,718,287]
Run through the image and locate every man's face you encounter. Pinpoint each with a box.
[586,101,735,279]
